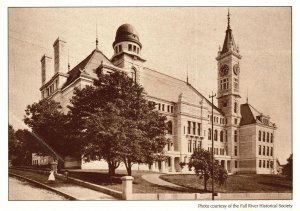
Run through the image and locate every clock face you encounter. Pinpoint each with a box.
[233,64,240,75]
[220,64,229,76]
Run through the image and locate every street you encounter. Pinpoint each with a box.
[9,177,66,200]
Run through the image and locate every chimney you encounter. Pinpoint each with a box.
[41,54,52,85]
[53,37,67,74]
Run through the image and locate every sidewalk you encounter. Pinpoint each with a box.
[10,169,117,200]
[141,173,189,190]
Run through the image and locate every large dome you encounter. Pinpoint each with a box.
[113,23,142,48]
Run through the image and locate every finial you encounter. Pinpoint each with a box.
[96,19,99,50]
[186,65,189,85]
[246,88,249,104]
[68,49,70,71]
[227,8,231,29]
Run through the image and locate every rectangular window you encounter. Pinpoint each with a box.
[171,106,174,113]
[137,47,139,54]
[128,44,132,51]
[271,133,273,143]
[234,118,238,125]
[193,141,197,152]
[263,146,265,156]
[267,161,269,168]
[162,104,164,111]
[119,45,122,52]
[263,160,266,168]
[270,147,273,156]
[188,140,191,153]
[198,123,201,135]
[259,160,262,168]
[187,121,191,134]
[192,122,196,135]
[259,145,261,155]
[267,132,269,142]
[225,130,228,142]
[263,132,265,142]
[234,130,238,142]
[220,78,229,90]
[158,103,161,110]
[259,131,261,141]
[235,161,238,168]
[133,45,136,52]
[234,146,238,156]
[267,147,269,156]
[270,161,273,168]
[198,141,202,149]
[167,105,170,112]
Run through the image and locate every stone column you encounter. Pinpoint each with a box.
[224,160,227,171]
[121,176,134,200]
[160,161,167,173]
[150,163,155,171]
[170,157,175,172]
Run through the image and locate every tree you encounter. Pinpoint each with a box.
[188,148,228,191]
[68,70,167,176]
[24,99,73,165]
[283,154,292,179]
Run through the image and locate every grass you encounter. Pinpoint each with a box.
[160,174,292,193]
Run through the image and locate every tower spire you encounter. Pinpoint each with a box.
[96,19,99,50]
[227,8,231,29]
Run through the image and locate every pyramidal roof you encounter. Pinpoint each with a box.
[240,103,275,127]
[221,10,238,55]
[62,49,112,89]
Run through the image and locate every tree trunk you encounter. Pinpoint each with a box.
[204,178,207,191]
[124,158,132,176]
[108,160,120,177]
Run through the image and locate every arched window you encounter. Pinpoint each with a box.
[131,68,137,83]
[220,131,224,142]
[234,102,238,113]
[167,121,173,134]
[214,130,218,141]
[208,128,211,140]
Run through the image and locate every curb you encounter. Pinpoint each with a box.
[9,172,78,200]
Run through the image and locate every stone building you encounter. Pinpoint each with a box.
[39,12,277,174]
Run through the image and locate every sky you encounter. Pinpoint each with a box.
[8,7,291,164]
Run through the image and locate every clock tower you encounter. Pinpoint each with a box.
[216,10,242,165]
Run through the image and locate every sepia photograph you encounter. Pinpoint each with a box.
[7,6,292,204]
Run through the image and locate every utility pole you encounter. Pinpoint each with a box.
[209,92,216,200]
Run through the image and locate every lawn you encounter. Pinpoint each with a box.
[160,174,292,193]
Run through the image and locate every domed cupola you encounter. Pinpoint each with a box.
[111,23,145,67]
[113,24,142,48]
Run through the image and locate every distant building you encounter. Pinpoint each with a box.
[39,11,277,174]
[32,153,53,166]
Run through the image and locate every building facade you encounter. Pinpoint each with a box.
[39,12,277,174]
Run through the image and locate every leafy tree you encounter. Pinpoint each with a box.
[188,148,228,191]
[23,99,73,165]
[283,154,292,179]
[68,70,167,176]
